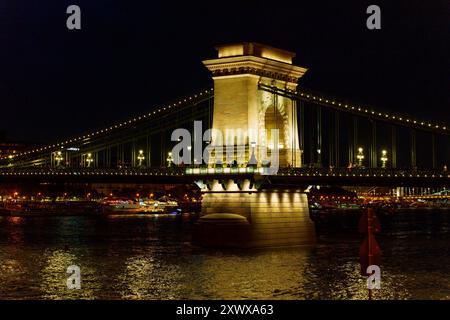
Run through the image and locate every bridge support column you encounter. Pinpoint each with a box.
[349,117,358,166]
[298,101,305,166]
[431,133,436,169]
[411,129,417,168]
[131,139,136,167]
[370,121,377,168]
[193,179,315,248]
[316,106,322,167]
[333,111,340,167]
[391,126,397,168]
[107,147,111,168]
[146,135,151,167]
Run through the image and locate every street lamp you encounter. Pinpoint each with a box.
[381,150,388,168]
[86,153,94,167]
[167,152,173,167]
[137,150,145,167]
[357,147,364,166]
[55,151,63,167]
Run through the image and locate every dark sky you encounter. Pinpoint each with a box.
[0,0,448,143]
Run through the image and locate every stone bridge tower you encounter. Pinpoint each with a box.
[202,42,308,167]
[198,43,314,248]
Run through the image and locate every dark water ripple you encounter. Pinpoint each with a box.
[1,213,450,300]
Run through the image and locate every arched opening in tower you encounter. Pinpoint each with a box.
[264,105,286,150]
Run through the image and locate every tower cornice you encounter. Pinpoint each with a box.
[203,43,307,85]
[203,55,307,84]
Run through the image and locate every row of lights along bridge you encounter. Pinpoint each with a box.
[49,147,436,170]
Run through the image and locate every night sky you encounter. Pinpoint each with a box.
[0,0,448,144]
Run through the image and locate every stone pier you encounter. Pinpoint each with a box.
[193,179,316,248]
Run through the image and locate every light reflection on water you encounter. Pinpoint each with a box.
[0,214,450,300]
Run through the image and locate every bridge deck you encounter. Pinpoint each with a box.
[1,167,449,187]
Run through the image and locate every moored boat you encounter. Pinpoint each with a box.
[101,197,143,214]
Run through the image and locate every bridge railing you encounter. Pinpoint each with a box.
[0,166,449,179]
[276,167,450,178]
[0,167,186,176]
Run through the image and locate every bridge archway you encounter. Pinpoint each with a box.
[258,91,291,165]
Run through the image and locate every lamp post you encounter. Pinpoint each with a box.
[357,147,365,167]
[86,153,94,167]
[55,151,63,167]
[317,149,321,166]
[137,150,145,167]
[381,150,388,168]
[6,154,14,168]
[167,152,173,167]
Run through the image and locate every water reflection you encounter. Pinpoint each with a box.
[0,214,450,299]
[116,255,184,299]
[39,249,95,299]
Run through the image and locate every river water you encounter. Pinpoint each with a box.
[0,213,449,300]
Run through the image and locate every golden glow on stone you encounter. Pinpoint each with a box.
[215,42,295,64]
[217,44,244,58]
[260,48,292,64]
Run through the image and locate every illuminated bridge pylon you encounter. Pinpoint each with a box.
[202,42,307,168]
